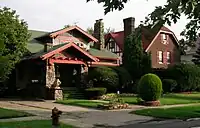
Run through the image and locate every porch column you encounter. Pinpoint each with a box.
[46,61,63,100]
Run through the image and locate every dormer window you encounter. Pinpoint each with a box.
[161,34,168,44]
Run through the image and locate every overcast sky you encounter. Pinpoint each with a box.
[1,0,189,39]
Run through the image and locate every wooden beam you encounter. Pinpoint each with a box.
[49,59,87,66]
[88,62,119,67]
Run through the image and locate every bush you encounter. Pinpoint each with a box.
[85,87,107,99]
[138,73,162,101]
[162,79,177,93]
[88,67,119,92]
[111,67,133,92]
[166,63,200,92]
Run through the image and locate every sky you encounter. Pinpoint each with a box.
[1,0,189,39]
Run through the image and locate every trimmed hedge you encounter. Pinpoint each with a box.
[138,73,162,101]
[162,79,177,93]
[88,67,119,92]
[85,87,107,99]
[166,63,200,92]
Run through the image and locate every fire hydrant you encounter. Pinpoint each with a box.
[51,107,62,127]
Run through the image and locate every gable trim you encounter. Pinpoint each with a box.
[50,26,98,43]
[145,30,179,52]
[41,42,99,62]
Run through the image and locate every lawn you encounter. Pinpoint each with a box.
[0,107,32,119]
[120,92,200,105]
[0,120,76,128]
[56,93,200,108]
[132,105,200,120]
[56,99,108,108]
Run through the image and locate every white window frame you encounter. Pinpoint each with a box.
[158,51,163,64]
[162,34,168,45]
[167,51,171,64]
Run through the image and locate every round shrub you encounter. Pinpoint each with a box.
[138,73,162,101]
[162,79,177,93]
[85,87,107,99]
[88,67,119,92]
[166,63,200,92]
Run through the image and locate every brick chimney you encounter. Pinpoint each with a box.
[123,17,135,41]
[93,19,105,50]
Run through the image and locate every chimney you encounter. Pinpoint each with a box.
[93,19,105,50]
[123,17,135,41]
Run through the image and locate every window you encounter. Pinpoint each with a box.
[167,52,171,64]
[161,34,168,44]
[158,51,163,64]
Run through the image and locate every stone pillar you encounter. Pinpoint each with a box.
[93,19,105,50]
[123,17,135,41]
[46,62,56,88]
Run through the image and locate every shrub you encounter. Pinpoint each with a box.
[166,63,200,92]
[88,67,119,92]
[111,67,133,92]
[137,73,162,101]
[85,87,107,99]
[162,79,177,93]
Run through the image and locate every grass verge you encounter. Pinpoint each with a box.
[0,120,76,128]
[121,92,200,105]
[0,107,32,119]
[56,99,107,108]
[131,105,200,120]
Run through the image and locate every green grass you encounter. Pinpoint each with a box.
[120,92,200,105]
[56,99,108,108]
[0,120,76,128]
[132,105,200,120]
[0,108,32,119]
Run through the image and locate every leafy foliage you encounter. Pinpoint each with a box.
[88,67,119,92]
[166,63,200,92]
[122,26,151,80]
[111,66,133,92]
[138,73,162,101]
[0,7,29,82]
[162,79,177,93]
[85,87,107,99]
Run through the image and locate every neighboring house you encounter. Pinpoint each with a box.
[16,20,119,99]
[181,36,200,63]
[105,17,181,68]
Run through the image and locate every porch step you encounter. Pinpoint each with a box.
[62,87,85,99]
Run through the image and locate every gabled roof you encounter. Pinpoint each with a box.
[41,42,99,62]
[105,26,178,51]
[49,25,98,43]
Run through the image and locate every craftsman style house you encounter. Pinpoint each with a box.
[105,17,181,68]
[16,19,119,99]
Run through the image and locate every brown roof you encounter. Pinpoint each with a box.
[105,26,175,50]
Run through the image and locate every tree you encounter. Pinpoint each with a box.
[86,27,94,35]
[0,7,29,82]
[87,0,200,48]
[86,26,115,35]
[122,25,151,80]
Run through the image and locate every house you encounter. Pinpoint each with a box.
[104,17,181,68]
[16,19,119,100]
[181,36,200,63]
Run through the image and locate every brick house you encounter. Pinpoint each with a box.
[104,17,181,68]
[16,19,119,99]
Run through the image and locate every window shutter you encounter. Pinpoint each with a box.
[163,51,167,64]
[157,51,159,63]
